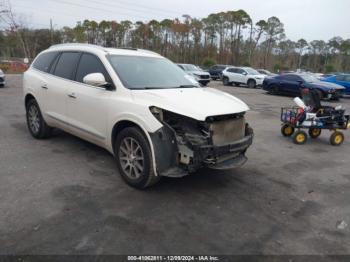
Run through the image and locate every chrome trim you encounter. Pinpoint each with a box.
[47,113,106,140]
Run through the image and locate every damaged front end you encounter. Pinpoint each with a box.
[149,107,254,177]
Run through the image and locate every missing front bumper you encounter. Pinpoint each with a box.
[150,124,254,178]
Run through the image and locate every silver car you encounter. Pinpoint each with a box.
[178,64,211,86]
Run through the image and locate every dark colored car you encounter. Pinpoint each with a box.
[322,74,350,95]
[209,64,230,80]
[262,73,345,100]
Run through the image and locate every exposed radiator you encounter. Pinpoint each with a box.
[210,117,245,146]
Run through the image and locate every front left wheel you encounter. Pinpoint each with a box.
[114,127,160,189]
[26,99,53,139]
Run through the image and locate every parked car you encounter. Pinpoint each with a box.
[1,60,29,72]
[177,64,211,86]
[222,67,265,88]
[24,44,254,189]
[257,69,277,77]
[208,64,230,80]
[262,73,345,100]
[322,74,350,95]
[0,69,5,87]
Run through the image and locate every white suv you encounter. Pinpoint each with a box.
[222,67,265,88]
[0,69,5,87]
[24,44,253,188]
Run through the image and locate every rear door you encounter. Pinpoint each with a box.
[47,52,82,125]
[235,68,247,84]
[30,51,59,114]
[280,75,301,95]
[66,53,114,145]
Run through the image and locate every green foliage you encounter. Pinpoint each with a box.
[325,64,335,73]
[0,9,350,73]
[202,58,216,68]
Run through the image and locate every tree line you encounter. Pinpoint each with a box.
[1,4,350,73]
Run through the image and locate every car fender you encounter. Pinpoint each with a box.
[107,112,163,176]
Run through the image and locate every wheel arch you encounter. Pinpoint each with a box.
[24,93,36,107]
[111,119,159,176]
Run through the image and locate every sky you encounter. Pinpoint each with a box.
[8,0,350,41]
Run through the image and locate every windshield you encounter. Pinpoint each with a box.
[108,55,198,90]
[181,64,199,71]
[300,74,319,83]
[244,68,260,75]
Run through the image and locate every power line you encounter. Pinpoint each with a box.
[77,0,183,17]
[46,0,156,20]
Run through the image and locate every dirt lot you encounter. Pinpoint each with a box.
[0,75,349,255]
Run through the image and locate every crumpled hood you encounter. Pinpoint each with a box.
[132,88,249,121]
[309,81,345,90]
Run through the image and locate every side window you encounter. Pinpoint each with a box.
[53,52,81,80]
[32,52,59,72]
[284,75,299,81]
[237,69,245,74]
[227,68,235,73]
[336,75,346,81]
[75,53,112,84]
[345,75,350,82]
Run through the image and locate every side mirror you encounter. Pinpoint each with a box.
[297,80,304,86]
[242,72,248,76]
[83,73,109,88]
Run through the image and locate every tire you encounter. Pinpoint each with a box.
[309,128,322,139]
[223,77,230,86]
[247,79,256,88]
[270,85,279,95]
[314,89,324,100]
[114,127,160,189]
[281,124,294,137]
[330,131,344,146]
[293,130,308,145]
[26,99,52,139]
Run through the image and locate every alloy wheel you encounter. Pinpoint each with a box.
[28,104,40,134]
[119,137,145,180]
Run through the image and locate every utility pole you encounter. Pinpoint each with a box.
[50,18,53,45]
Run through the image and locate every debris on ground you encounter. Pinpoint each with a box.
[336,220,348,230]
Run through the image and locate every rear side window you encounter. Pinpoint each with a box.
[75,53,111,84]
[53,52,81,80]
[336,75,346,81]
[32,52,58,72]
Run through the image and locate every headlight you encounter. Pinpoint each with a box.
[328,89,336,93]
[149,106,164,121]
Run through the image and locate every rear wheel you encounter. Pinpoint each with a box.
[115,127,160,189]
[223,77,230,86]
[270,85,279,95]
[330,131,344,146]
[293,130,308,145]
[26,99,52,139]
[247,79,256,88]
[309,128,322,138]
[281,124,294,137]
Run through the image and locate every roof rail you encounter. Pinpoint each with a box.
[49,43,107,51]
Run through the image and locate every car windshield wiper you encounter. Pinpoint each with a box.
[177,85,198,88]
[139,85,198,90]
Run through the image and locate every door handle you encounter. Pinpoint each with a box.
[67,93,77,99]
[41,84,48,90]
